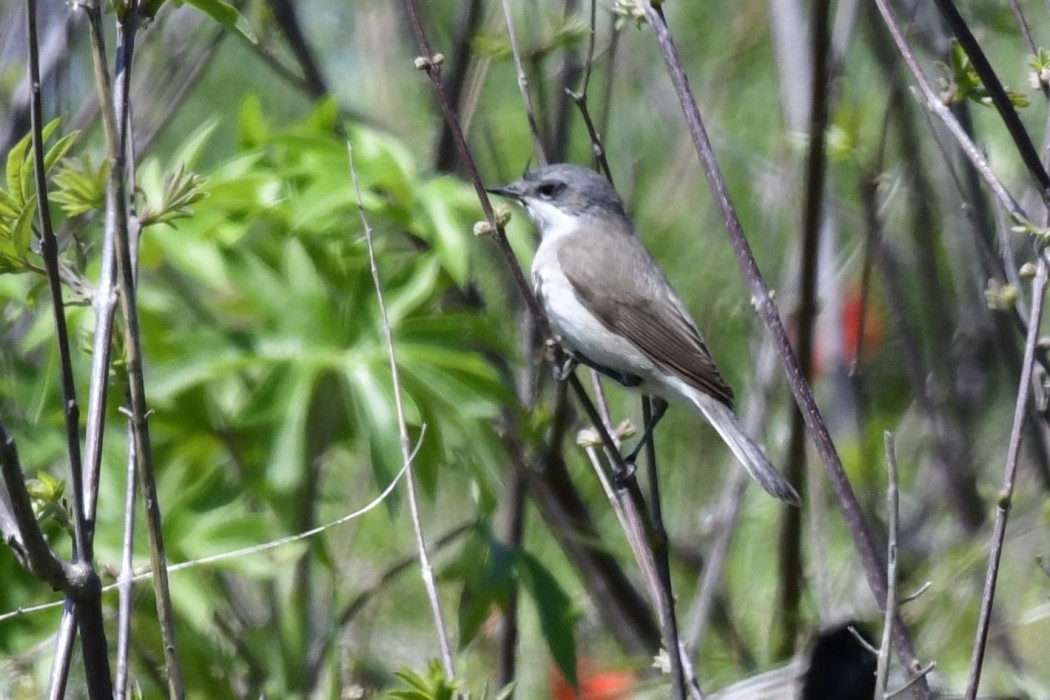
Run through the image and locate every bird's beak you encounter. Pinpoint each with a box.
[486,181,525,201]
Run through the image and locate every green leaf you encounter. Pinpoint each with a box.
[517,550,577,689]
[0,187,18,219]
[10,120,64,206]
[447,525,515,647]
[12,194,37,258]
[417,177,471,288]
[389,661,456,700]
[183,0,258,44]
[6,130,31,208]
[264,367,314,493]
[172,117,220,170]
[51,154,107,217]
[43,130,79,176]
[140,164,209,227]
[25,471,64,501]
[239,94,268,148]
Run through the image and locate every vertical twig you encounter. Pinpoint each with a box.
[115,424,138,700]
[346,137,453,677]
[965,254,1049,698]
[27,0,114,696]
[639,396,690,699]
[26,0,87,566]
[46,608,79,700]
[775,0,832,658]
[81,0,121,534]
[876,432,900,698]
[434,0,483,171]
[641,7,930,695]
[498,0,547,166]
[107,4,185,696]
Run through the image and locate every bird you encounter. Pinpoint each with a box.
[488,163,799,505]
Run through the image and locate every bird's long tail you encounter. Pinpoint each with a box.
[692,392,800,505]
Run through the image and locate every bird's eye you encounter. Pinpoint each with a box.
[537,181,562,199]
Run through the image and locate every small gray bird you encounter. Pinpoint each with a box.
[488,163,799,505]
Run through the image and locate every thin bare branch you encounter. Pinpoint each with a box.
[0,454,420,625]
[871,0,1027,222]
[0,421,79,594]
[930,0,1050,203]
[876,432,901,698]
[27,1,114,695]
[498,0,547,165]
[80,0,121,538]
[115,424,138,700]
[347,136,453,677]
[27,0,88,562]
[965,253,1050,698]
[104,4,185,695]
[582,438,701,700]
[775,0,832,657]
[641,5,930,696]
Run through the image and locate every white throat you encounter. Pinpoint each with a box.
[525,199,581,243]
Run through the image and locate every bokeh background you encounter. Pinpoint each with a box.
[1,0,1048,697]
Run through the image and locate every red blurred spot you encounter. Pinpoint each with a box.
[803,282,885,379]
[840,283,884,365]
[549,660,636,700]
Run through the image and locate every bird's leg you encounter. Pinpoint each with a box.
[545,338,578,382]
[553,353,578,382]
[623,397,669,468]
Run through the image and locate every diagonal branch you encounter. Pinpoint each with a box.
[871,0,1026,222]
[641,4,931,696]
[930,0,1050,203]
[0,420,80,595]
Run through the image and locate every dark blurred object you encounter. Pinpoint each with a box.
[710,618,1027,700]
[801,620,876,700]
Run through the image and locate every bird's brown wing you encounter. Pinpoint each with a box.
[557,229,735,408]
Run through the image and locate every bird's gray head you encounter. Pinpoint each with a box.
[487,164,626,238]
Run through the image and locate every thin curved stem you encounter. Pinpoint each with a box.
[965,254,1049,698]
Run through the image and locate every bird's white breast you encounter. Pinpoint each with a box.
[531,235,659,384]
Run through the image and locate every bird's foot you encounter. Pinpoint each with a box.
[552,350,578,382]
[614,457,637,487]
